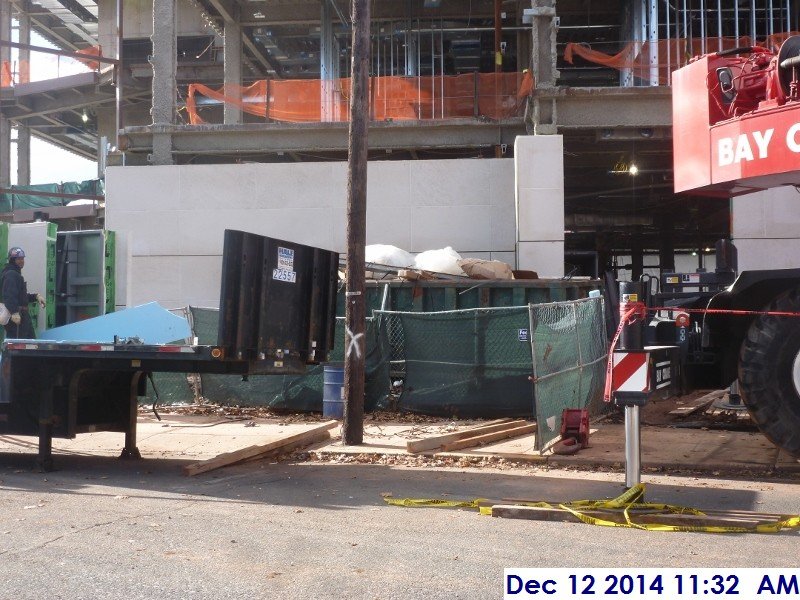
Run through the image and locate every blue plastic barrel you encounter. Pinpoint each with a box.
[322,363,345,419]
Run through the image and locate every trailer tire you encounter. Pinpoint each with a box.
[738,286,800,457]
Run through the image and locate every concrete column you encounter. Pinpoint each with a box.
[320,0,340,122]
[1,1,12,188]
[96,0,118,58]
[16,12,31,185]
[223,12,242,124]
[150,0,177,165]
[514,135,564,277]
[525,0,559,134]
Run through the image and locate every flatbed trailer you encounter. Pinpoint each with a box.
[0,340,249,470]
[0,229,340,470]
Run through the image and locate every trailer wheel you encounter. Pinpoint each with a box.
[738,286,800,457]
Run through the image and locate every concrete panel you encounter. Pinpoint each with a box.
[733,238,800,272]
[366,161,410,206]
[732,187,800,271]
[127,256,183,308]
[517,188,565,242]
[178,256,224,308]
[119,210,182,256]
[412,205,495,252]
[517,241,565,277]
[458,252,492,260]
[410,159,497,206]
[731,194,766,239]
[366,205,413,251]
[491,205,517,252]
[490,165,516,206]
[514,135,564,191]
[514,136,565,269]
[177,207,335,255]
[106,166,181,213]
[733,187,800,239]
[491,251,517,265]
[106,158,517,307]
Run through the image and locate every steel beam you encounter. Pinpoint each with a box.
[118,119,527,155]
[533,86,673,129]
[56,0,98,23]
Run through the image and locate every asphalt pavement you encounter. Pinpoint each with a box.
[0,453,798,600]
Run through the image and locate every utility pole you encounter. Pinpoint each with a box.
[342,0,371,445]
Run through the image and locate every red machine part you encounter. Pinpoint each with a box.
[673,38,800,196]
[560,408,590,448]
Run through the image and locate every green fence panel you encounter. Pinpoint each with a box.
[380,307,534,418]
[530,297,608,450]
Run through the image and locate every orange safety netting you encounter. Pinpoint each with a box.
[564,33,800,85]
[74,45,103,71]
[1,61,12,88]
[186,71,534,125]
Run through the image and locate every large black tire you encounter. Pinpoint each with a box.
[738,286,800,457]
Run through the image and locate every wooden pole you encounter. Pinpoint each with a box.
[342,0,371,445]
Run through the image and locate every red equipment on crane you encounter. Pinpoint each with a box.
[673,37,800,196]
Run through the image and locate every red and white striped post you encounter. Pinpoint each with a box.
[614,280,650,489]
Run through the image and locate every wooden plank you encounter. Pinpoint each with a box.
[669,389,726,416]
[184,421,339,476]
[406,419,519,453]
[440,423,537,452]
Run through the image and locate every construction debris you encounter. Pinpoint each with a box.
[183,420,339,476]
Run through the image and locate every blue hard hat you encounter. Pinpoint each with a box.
[8,247,25,259]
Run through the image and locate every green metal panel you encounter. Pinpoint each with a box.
[45,223,57,330]
[335,279,602,316]
[0,223,8,258]
[102,229,117,314]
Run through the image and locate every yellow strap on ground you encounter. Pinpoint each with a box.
[384,483,800,534]
[383,497,489,509]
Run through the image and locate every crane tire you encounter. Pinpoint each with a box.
[738,286,800,457]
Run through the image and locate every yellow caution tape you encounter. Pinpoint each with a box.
[383,497,490,509]
[383,484,800,534]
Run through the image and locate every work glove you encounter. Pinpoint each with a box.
[10,313,21,325]
[36,293,46,308]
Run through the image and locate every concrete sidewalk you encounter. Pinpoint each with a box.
[1,414,798,475]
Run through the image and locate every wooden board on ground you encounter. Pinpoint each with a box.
[668,390,726,416]
[406,419,520,453]
[440,423,537,452]
[184,420,339,476]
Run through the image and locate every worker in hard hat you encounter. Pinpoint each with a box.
[1,247,46,339]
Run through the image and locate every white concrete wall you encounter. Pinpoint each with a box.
[514,135,564,277]
[105,158,516,309]
[732,187,800,271]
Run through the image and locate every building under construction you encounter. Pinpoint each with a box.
[2,1,798,308]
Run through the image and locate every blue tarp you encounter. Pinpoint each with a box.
[39,302,191,344]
